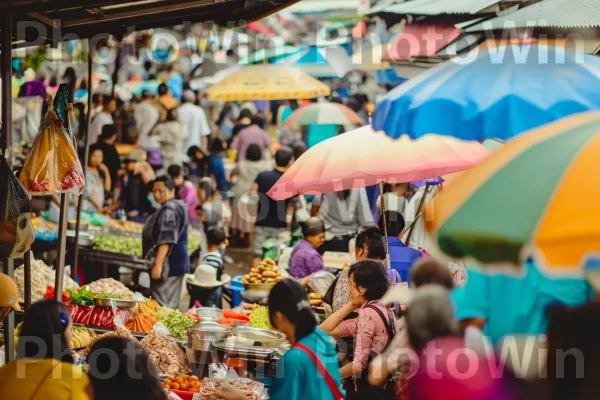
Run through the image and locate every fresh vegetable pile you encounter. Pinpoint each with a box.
[249,306,272,330]
[68,304,119,329]
[66,286,95,306]
[217,309,251,327]
[126,313,157,333]
[93,234,201,257]
[94,292,134,300]
[43,286,70,303]
[14,256,78,302]
[138,299,162,318]
[70,327,97,349]
[156,308,196,340]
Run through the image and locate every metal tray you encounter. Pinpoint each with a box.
[231,326,286,348]
[212,338,278,360]
[94,297,138,310]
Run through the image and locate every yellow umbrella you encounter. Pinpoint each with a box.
[352,43,391,71]
[205,64,331,101]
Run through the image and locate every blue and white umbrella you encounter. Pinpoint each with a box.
[373,44,600,141]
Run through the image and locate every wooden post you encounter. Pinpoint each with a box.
[54,193,69,300]
[73,42,94,279]
[1,9,15,363]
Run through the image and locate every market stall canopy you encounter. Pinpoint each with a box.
[474,37,600,55]
[384,23,462,61]
[239,46,301,65]
[372,44,600,141]
[368,0,507,16]
[0,0,300,48]
[267,126,489,200]
[465,0,600,31]
[205,64,331,101]
[427,111,600,275]
[287,0,360,14]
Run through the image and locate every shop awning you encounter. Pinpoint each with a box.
[0,0,299,48]
[465,0,600,31]
[287,0,360,14]
[369,0,505,16]
[384,23,462,61]
[475,37,600,54]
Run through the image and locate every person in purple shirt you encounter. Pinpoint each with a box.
[231,114,272,162]
[378,211,423,286]
[289,218,326,279]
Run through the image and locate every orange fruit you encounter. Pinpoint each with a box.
[164,379,172,386]
[170,382,179,390]
[180,383,188,391]
[174,377,184,384]
[189,388,199,393]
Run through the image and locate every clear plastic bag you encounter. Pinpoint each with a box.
[19,105,84,195]
[0,158,35,258]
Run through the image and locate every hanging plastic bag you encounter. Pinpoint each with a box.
[19,98,85,195]
[0,157,35,258]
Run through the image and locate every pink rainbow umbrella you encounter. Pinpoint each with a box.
[283,102,365,126]
[268,126,490,201]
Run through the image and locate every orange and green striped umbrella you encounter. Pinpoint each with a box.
[426,112,600,274]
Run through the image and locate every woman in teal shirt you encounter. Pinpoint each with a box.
[216,280,344,400]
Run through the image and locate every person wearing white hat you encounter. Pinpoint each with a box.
[178,89,211,155]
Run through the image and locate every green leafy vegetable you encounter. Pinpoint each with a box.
[93,234,201,257]
[94,292,133,300]
[156,308,196,339]
[67,286,95,306]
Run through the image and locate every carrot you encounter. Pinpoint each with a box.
[223,310,250,322]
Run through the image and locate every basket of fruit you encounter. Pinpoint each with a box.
[241,259,282,297]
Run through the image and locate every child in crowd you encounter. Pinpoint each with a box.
[187,228,229,307]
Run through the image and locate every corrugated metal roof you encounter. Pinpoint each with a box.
[466,0,600,31]
[369,0,504,15]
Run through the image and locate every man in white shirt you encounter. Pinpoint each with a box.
[90,96,116,144]
[134,90,161,168]
[402,185,438,252]
[178,89,211,155]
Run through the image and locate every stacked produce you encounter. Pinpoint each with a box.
[217,310,250,327]
[309,292,323,307]
[138,298,162,318]
[107,219,143,233]
[156,308,196,340]
[241,258,282,285]
[163,374,203,393]
[19,105,84,195]
[93,234,201,257]
[14,257,79,302]
[88,278,133,297]
[197,379,265,400]
[248,306,272,330]
[141,330,190,375]
[69,327,98,349]
[78,326,135,357]
[68,304,119,329]
[126,314,157,333]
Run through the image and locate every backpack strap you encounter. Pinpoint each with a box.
[365,304,396,350]
[293,342,345,400]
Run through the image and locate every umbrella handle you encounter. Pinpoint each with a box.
[379,182,392,270]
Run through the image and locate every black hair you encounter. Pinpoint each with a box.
[187,145,206,162]
[62,67,76,87]
[268,280,317,341]
[17,299,73,363]
[349,259,389,301]
[89,143,104,157]
[246,143,263,162]
[167,164,183,179]
[152,175,176,191]
[166,108,177,122]
[102,95,115,106]
[292,141,307,161]
[144,60,153,72]
[251,114,266,128]
[378,211,406,238]
[410,258,454,290]
[141,90,153,100]
[49,75,58,87]
[206,227,226,246]
[158,83,168,96]
[355,228,386,261]
[209,138,226,154]
[336,189,352,201]
[88,337,167,400]
[274,146,293,168]
[92,93,102,104]
[99,124,117,141]
[239,108,253,120]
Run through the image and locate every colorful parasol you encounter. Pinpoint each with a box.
[205,64,331,101]
[426,112,600,274]
[284,102,365,126]
[372,45,600,141]
[240,46,301,65]
[267,126,489,201]
[277,45,356,78]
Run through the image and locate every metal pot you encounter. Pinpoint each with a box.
[231,326,286,348]
[188,322,230,352]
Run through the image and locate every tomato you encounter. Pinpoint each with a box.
[170,382,179,390]
[180,383,188,391]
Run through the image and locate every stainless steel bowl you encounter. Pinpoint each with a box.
[196,307,223,321]
[188,322,231,352]
[212,338,277,360]
[231,326,286,348]
[93,297,138,310]
[243,282,276,298]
